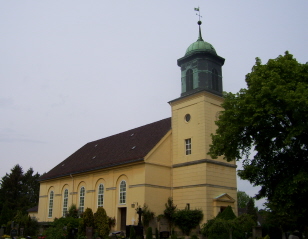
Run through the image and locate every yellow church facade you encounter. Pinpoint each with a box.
[37,21,237,232]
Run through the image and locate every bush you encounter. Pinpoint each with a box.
[201,206,256,239]
[94,207,109,238]
[174,209,203,236]
[146,227,153,239]
[45,217,80,239]
[130,226,136,239]
[141,204,155,229]
[155,228,159,239]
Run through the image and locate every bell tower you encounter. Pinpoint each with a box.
[178,21,225,97]
[169,17,237,219]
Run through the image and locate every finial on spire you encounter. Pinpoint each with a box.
[194,7,203,41]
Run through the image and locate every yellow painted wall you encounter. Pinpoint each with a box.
[38,163,146,229]
[170,91,237,223]
[37,131,173,230]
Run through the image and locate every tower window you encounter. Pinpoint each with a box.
[185,138,192,155]
[186,69,193,91]
[212,68,219,91]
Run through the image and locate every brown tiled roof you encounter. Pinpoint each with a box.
[39,118,171,181]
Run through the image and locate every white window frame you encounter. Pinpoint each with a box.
[63,189,69,217]
[79,187,85,213]
[185,138,192,155]
[98,184,104,207]
[119,180,126,204]
[48,191,54,218]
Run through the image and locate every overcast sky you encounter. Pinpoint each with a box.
[1,1,307,210]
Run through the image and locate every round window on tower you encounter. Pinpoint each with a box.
[185,114,191,122]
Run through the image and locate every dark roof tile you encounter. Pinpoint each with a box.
[39,118,171,181]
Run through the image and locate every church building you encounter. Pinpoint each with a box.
[37,20,237,231]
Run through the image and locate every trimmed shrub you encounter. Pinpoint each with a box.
[94,207,109,238]
[130,225,136,239]
[155,227,159,239]
[174,209,203,236]
[146,227,153,239]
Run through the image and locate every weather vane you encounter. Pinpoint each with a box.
[194,7,202,22]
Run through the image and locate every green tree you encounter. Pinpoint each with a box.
[208,52,308,230]
[94,207,109,238]
[173,208,203,236]
[237,191,250,209]
[163,197,177,233]
[141,204,155,231]
[78,207,94,237]
[0,165,40,225]
[246,198,258,223]
[83,208,94,228]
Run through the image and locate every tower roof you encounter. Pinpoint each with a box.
[185,20,217,56]
[185,40,217,56]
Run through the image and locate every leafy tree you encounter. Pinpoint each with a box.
[0,165,40,225]
[237,191,250,209]
[246,198,258,223]
[163,197,177,233]
[78,207,94,237]
[208,52,308,230]
[83,208,94,228]
[173,208,203,236]
[141,204,155,230]
[94,207,109,238]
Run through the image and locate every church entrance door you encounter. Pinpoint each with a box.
[119,207,127,231]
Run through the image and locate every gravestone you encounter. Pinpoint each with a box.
[160,231,170,239]
[86,227,93,239]
[158,218,168,232]
[126,225,144,239]
[20,228,24,237]
[11,228,18,238]
[253,226,262,239]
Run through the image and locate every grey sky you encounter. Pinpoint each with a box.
[1,1,307,209]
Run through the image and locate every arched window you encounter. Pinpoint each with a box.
[48,191,54,218]
[79,187,85,213]
[119,181,126,204]
[63,189,69,217]
[212,68,219,91]
[98,184,104,207]
[186,69,193,91]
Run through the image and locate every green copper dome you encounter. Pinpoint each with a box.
[185,40,217,56]
[185,20,217,56]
